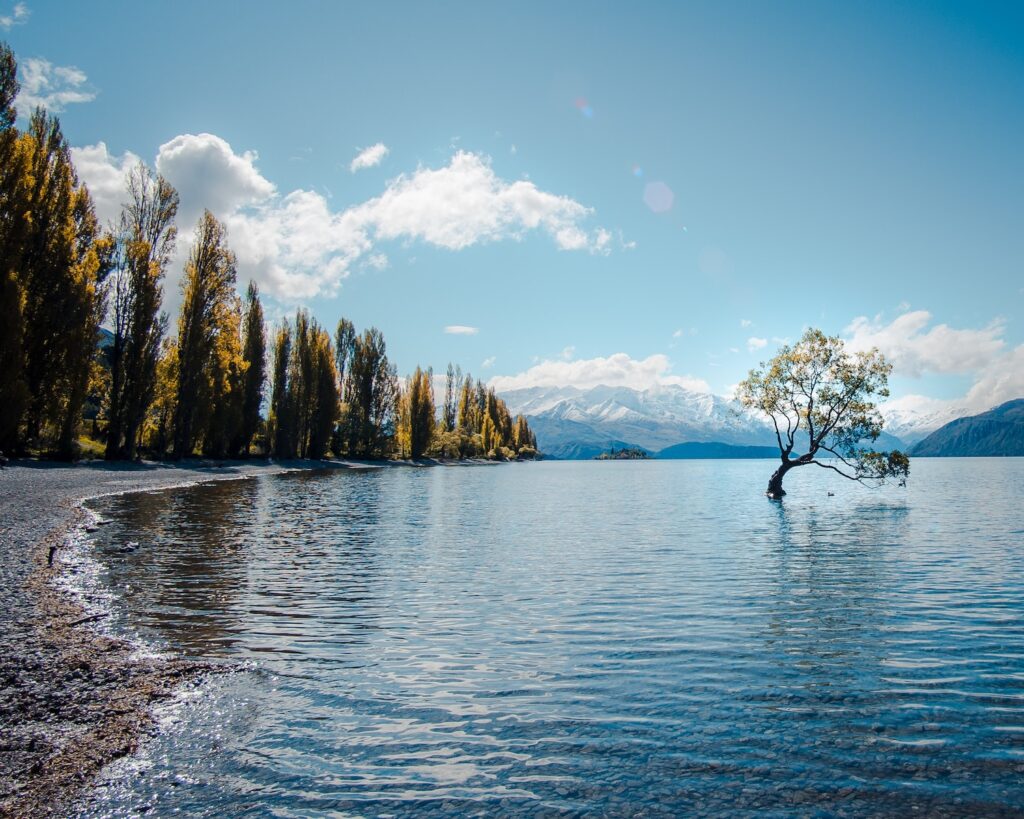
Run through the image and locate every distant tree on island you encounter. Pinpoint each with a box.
[595,447,650,460]
[736,329,910,498]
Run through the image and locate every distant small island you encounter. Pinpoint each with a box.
[595,447,650,460]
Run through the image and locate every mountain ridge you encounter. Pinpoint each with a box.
[910,399,1024,457]
[499,383,964,460]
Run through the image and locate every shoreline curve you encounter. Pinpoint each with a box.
[0,457,375,818]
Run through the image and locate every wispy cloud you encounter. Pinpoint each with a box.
[16,57,95,113]
[740,318,752,328]
[350,143,389,172]
[0,2,28,29]
[845,310,1005,377]
[69,142,141,225]
[481,356,496,369]
[746,337,767,352]
[365,253,388,270]
[860,308,1018,420]
[490,352,710,393]
[444,325,479,336]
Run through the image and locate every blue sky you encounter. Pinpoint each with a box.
[4,0,1023,413]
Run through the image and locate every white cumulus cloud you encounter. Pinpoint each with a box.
[16,57,95,113]
[747,337,767,352]
[489,353,711,393]
[74,138,614,301]
[859,309,1022,429]
[155,133,276,228]
[350,143,389,172]
[347,151,609,254]
[845,310,1005,377]
[881,341,1024,424]
[69,142,141,226]
[444,325,479,335]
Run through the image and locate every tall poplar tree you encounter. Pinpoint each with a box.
[14,108,112,454]
[396,366,436,459]
[172,210,238,457]
[442,362,460,432]
[202,287,245,458]
[0,42,28,450]
[105,163,178,459]
[307,324,340,459]
[334,317,356,398]
[236,281,266,455]
[268,322,292,457]
[287,310,313,456]
[340,327,397,458]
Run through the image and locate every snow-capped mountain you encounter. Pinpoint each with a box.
[500,384,953,459]
[879,399,970,445]
[499,384,778,458]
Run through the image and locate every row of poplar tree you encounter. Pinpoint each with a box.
[0,42,538,462]
[267,318,538,461]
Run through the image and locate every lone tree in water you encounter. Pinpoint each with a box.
[736,329,910,499]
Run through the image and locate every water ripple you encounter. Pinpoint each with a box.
[76,459,1024,816]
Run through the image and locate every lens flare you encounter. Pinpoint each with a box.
[574,97,594,118]
[643,181,674,213]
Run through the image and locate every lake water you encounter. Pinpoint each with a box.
[75,459,1024,817]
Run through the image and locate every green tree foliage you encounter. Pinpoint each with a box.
[268,310,339,459]
[334,317,355,394]
[201,286,245,458]
[105,162,178,459]
[396,366,435,459]
[442,362,460,432]
[4,102,113,455]
[268,321,292,457]
[235,281,266,455]
[339,327,397,458]
[736,328,910,498]
[0,42,28,450]
[143,336,177,457]
[307,324,340,459]
[450,369,538,460]
[172,210,240,457]
[456,374,475,435]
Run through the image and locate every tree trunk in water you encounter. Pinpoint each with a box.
[766,461,792,499]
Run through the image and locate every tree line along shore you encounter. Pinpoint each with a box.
[0,42,538,464]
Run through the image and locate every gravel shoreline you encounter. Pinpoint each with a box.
[0,458,365,818]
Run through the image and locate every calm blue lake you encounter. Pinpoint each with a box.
[77,459,1024,816]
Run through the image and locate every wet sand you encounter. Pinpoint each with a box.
[0,458,363,818]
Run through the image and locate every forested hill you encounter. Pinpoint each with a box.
[910,399,1024,457]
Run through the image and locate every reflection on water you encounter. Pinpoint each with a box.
[81,460,1024,816]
